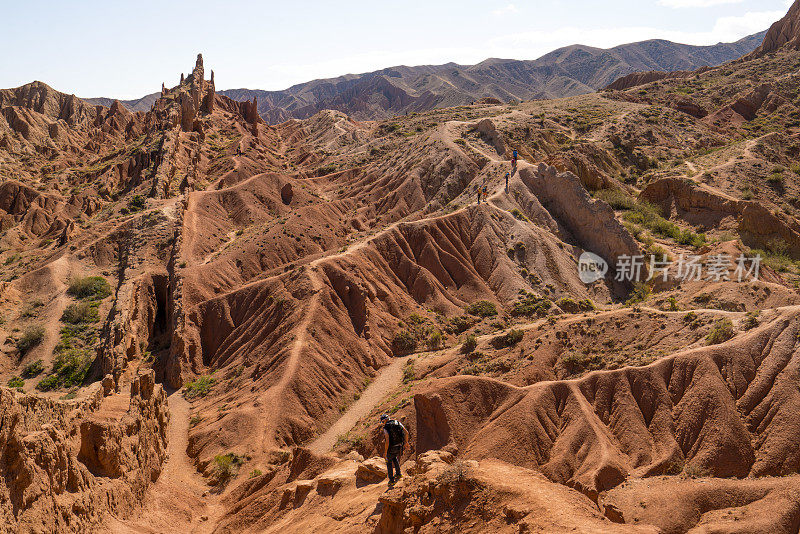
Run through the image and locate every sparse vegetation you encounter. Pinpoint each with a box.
[61,301,100,324]
[391,330,417,355]
[128,194,146,211]
[184,375,216,398]
[7,376,24,388]
[67,276,112,300]
[335,432,364,451]
[706,318,735,345]
[560,351,604,376]
[665,296,679,312]
[446,315,477,334]
[402,359,416,383]
[213,452,243,484]
[743,311,760,330]
[466,300,497,318]
[596,188,636,210]
[462,333,478,353]
[493,329,524,348]
[626,283,651,305]
[511,292,551,317]
[427,329,443,350]
[510,208,529,222]
[21,359,44,378]
[17,325,45,355]
[622,200,706,248]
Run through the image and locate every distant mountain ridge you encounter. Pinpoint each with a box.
[84,30,766,123]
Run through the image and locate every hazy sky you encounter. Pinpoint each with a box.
[0,0,792,99]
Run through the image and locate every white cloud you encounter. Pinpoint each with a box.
[492,3,518,16]
[658,0,743,8]
[490,9,782,55]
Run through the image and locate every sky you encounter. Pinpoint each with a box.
[0,0,793,99]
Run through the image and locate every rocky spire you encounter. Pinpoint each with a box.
[180,73,184,85]
[190,53,205,114]
[161,82,166,96]
[203,69,215,113]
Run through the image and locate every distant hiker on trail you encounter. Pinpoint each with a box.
[512,149,518,168]
[476,187,481,204]
[381,414,409,485]
[504,172,510,193]
[482,184,489,203]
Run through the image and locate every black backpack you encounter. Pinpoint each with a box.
[384,419,405,452]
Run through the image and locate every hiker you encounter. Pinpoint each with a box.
[504,172,510,193]
[482,184,488,202]
[476,188,481,204]
[381,414,409,485]
[512,149,518,168]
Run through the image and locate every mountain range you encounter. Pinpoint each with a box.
[85,31,766,123]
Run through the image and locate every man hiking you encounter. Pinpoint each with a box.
[504,172,510,193]
[381,414,409,485]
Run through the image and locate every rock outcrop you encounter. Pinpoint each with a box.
[750,0,800,56]
[0,370,168,532]
[641,177,800,257]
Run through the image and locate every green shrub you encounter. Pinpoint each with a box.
[446,315,476,334]
[213,452,242,484]
[511,293,551,317]
[578,299,596,311]
[184,375,216,398]
[335,432,365,450]
[743,311,760,331]
[510,209,529,222]
[427,330,443,350]
[596,188,636,210]
[36,375,60,391]
[61,301,99,324]
[623,201,704,247]
[51,349,93,388]
[67,276,112,300]
[402,359,416,384]
[249,469,263,479]
[462,333,478,353]
[706,318,735,345]
[20,300,44,318]
[21,359,44,378]
[493,329,524,348]
[391,330,417,355]
[7,376,24,388]
[560,351,604,376]
[626,283,651,305]
[666,296,679,312]
[17,325,45,354]
[128,195,146,211]
[466,300,497,318]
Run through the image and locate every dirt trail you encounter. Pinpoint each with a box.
[105,391,220,533]
[301,125,520,454]
[201,230,237,265]
[309,355,413,454]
